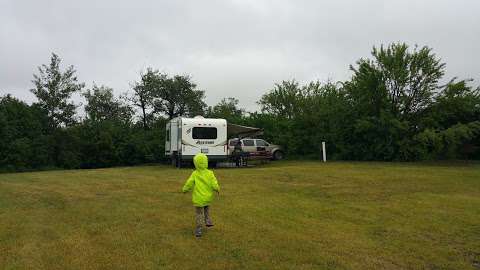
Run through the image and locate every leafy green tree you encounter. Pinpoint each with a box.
[78,85,136,168]
[152,74,206,119]
[206,97,245,122]
[298,82,352,159]
[428,79,480,129]
[414,121,480,160]
[83,84,133,124]
[131,69,158,129]
[31,53,85,130]
[132,69,206,125]
[254,80,351,158]
[348,43,445,120]
[0,95,50,171]
[343,61,388,117]
[258,80,303,119]
[339,43,448,160]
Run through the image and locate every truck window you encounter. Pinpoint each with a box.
[243,139,254,146]
[192,127,217,139]
[256,139,268,146]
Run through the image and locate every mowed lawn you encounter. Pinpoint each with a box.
[0,162,479,270]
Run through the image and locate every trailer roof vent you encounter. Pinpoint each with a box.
[194,115,204,119]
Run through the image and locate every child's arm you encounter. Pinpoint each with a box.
[182,172,195,193]
[210,172,220,193]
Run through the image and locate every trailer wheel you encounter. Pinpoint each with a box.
[273,150,284,160]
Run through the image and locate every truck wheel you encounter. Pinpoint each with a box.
[273,151,284,160]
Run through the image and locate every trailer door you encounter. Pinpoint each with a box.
[170,121,178,152]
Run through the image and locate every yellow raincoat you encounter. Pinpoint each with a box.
[182,154,220,207]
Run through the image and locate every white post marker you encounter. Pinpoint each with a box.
[322,141,326,162]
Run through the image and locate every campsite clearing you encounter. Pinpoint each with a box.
[0,161,479,269]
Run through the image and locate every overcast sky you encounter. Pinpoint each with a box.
[1,0,479,111]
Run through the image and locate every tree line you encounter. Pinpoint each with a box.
[1,43,479,172]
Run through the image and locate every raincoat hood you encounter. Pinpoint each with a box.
[193,153,208,170]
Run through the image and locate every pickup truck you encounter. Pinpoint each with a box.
[228,138,284,160]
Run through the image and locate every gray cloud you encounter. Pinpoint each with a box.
[1,0,479,111]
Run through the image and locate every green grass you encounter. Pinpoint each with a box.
[0,161,479,270]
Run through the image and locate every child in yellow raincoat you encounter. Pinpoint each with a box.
[182,153,220,237]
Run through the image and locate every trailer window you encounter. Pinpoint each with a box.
[192,127,217,139]
[166,128,170,141]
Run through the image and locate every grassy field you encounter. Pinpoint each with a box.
[0,161,479,270]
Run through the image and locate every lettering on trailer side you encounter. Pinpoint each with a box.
[196,140,214,145]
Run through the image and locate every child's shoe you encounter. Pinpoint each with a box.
[205,217,214,227]
[195,227,202,237]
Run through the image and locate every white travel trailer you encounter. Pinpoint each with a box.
[165,116,228,167]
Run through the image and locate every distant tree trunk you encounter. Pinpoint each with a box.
[141,99,148,130]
